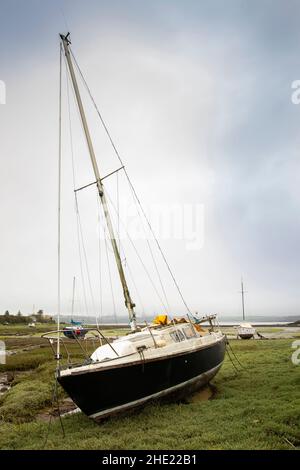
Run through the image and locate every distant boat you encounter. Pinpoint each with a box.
[63,319,88,339]
[62,325,88,339]
[237,278,255,339]
[237,322,256,339]
[62,277,88,339]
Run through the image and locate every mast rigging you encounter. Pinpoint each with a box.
[60,33,137,331]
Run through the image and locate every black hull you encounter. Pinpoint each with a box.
[239,334,254,339]
[58,336,226,421]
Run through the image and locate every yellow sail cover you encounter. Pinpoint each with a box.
[153,314,169,325]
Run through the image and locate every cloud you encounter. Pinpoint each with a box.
[0,0,299,317]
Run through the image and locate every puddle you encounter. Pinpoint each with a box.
[37,397,79,421]
[185,384,215,403]
[0,372,13,396]
[0,385,11,396]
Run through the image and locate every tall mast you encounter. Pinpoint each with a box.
[71,276,76,318]
[240,277,246,321]
[56,42,63,362]
[60,33,137,331]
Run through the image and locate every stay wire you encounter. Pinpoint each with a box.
[97,208,103,322]
[98,191,147,318]
[42,377,65,448]
[70,48,192,315]
[64,50,99,326]
[97,197,117,323]
[116,171,120,253]
[57,42,62,363]
[105,188,168,312]
[225,345,240,374]
[74,197,90,316]
[64,50,90,318]
[226,336,246,371]
[98,190,146,321]
[128,182,171,312]
[76,197,99,326]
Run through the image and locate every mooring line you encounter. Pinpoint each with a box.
[226,337,247,371]
[42,377,65,449]
[225,345,240,374]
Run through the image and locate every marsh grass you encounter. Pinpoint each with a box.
[0,323,56,336]
[0,338,299,449]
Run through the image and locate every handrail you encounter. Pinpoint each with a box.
[42,327,119,359]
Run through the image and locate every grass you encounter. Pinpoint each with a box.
[0,323,57,337]
[0,336,299,449]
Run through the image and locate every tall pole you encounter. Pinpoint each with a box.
[240,278,246,321]
[56,42,62,363]
[71,276,76,319]
[60,33,137,331]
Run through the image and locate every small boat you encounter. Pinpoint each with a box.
[62,279,88,339]
[44,33,226,422]
[63,319,88,339]
[237,322,256,339]
[237,278,255,339]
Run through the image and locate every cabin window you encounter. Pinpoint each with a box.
[183,325,196,339]
[170,330,185,342]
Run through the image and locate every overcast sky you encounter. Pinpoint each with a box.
[0,0,299,320]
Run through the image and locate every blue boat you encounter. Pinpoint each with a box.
[63,320,88,339]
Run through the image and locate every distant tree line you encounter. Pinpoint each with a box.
[0,310,55,325]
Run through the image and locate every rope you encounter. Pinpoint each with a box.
[71,276,76,317]
[100,190,147,319]
[128,183,171,312]
[105,189,169,312]
[116,171,120,253]
[97,210,103,322]
[224,335,246,373]
[97,190,147,320]
[99,198,117,323]
[74,197,89,316]
[104,233,117,323]
[65,54,90,319]
[64,52,100,326]
[125,261,146,318]
[54,376,65,438]
[226,337,247,370]
[225,345,240,374]
[76,197,99,326]
[42,376,65,448]
[70,48,192,315]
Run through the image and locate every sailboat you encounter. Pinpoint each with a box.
[62,278,88,339]
[63,319,88,339]
[237,279,255,339]
[44,33,226,422]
